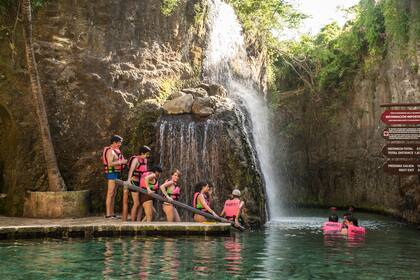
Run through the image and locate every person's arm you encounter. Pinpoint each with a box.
[144,173,156,194]
[198,194,218,217]
[160,180,174,200]
[126,158,138,182]
[234,201,245,226]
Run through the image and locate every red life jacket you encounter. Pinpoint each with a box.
[193,192,209,212]
[102,146,125,174]
[223,199,241,220]
[140,172,159,191]
[128,156,148,182]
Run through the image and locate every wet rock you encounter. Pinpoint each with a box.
[181,87,208,98]
[208,84,227,97]
[162,94,194,114]
[191,97,215,117]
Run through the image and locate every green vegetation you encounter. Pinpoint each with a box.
[268,0,419,105]
[161,0,181,16]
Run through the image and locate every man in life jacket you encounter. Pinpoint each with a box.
[220,189,244,227]
[122,145,151,221]
[103,135,127,218]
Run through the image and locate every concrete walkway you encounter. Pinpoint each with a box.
[0,216,231,240]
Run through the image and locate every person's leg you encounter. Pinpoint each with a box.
[143,199,154,222]
[173,207,181,222]
[106,180,116,217]
[130,192,139,222]
[193,214,207,222]
[122,189,129,221]
[163,204,174,222]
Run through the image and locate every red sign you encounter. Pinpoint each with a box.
[382,144,420,158]
[382,127,420,141]
[381,110,420,125]
[383,160,420,175]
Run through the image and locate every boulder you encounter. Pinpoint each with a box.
[162,94,193,114]
[198,82,210,92]
[208,84,227,97]
[168,91,185,100]
[181,87,208,98]
[192,97,215,117]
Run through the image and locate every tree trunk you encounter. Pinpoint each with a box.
[21,0,66,192]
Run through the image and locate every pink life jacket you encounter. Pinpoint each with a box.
[347,225,366,236]
[169,185,181,200]
[140,172,158,191]
[223,199,241,220]
[193,192,209,212]
[322,222,342,234]
[128,156,148,182]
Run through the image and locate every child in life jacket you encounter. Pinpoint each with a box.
[160,169,182,222]
[122,145,151,221]
[220,189,244,227]
[102,135,127,219]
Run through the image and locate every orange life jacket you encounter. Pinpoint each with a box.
[102,146,125,174]
[128,156,148,182]
[223,199,241,220]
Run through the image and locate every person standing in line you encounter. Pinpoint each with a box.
[102,135,127,218]
[193,182,218,222]
[123,145,151,221]
[220,189,244,227]
[140,165,163,222]
[160,169,182,222]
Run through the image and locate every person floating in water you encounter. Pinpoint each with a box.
[328,207,339,222]
[193,182,219,222]
[140,165,162,222]
[220,189,244,227]
[123,145,151,221]
[102,135,127,219]
[160,169,182,222]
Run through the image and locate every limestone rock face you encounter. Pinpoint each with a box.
[191,97,215,117]
[181,87,208,98]
[208,84,228,97]
[162,94,194,114]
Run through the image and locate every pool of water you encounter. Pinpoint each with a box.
[1,209,419,279]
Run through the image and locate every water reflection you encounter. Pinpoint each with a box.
[223,233,242,275]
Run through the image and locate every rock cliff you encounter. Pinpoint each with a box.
[0,0,266,225]
[275,0,420,223]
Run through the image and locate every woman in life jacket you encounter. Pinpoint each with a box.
[140,165,162,222]
[102,135,127,219]
[160,169,182,222]
[122,145,151,221]
[220,189,244,227]
[193,182,218,222]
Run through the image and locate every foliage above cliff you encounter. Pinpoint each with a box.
[228,0,305,51]
[270,0,420,103]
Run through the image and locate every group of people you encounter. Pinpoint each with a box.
[327,206,360,235]
[102,135,244,226]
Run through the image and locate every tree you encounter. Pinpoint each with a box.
[21,0,66,192]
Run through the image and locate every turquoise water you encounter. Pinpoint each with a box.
[1,210,419,279]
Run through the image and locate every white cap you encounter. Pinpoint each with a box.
[232,189,241,196]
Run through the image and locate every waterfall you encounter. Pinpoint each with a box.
[203,0,282,219]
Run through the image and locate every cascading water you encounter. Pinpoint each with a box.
[203,0,282,219]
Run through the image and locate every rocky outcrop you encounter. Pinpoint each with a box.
[191,97,215,117]
[162,94,194,114]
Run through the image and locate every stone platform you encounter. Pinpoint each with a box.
[0,216,231,240]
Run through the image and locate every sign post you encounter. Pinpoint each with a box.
[380,104,420,175]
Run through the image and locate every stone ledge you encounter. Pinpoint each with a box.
[0,216,231,240]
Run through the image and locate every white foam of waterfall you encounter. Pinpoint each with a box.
[204,0,282,219]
